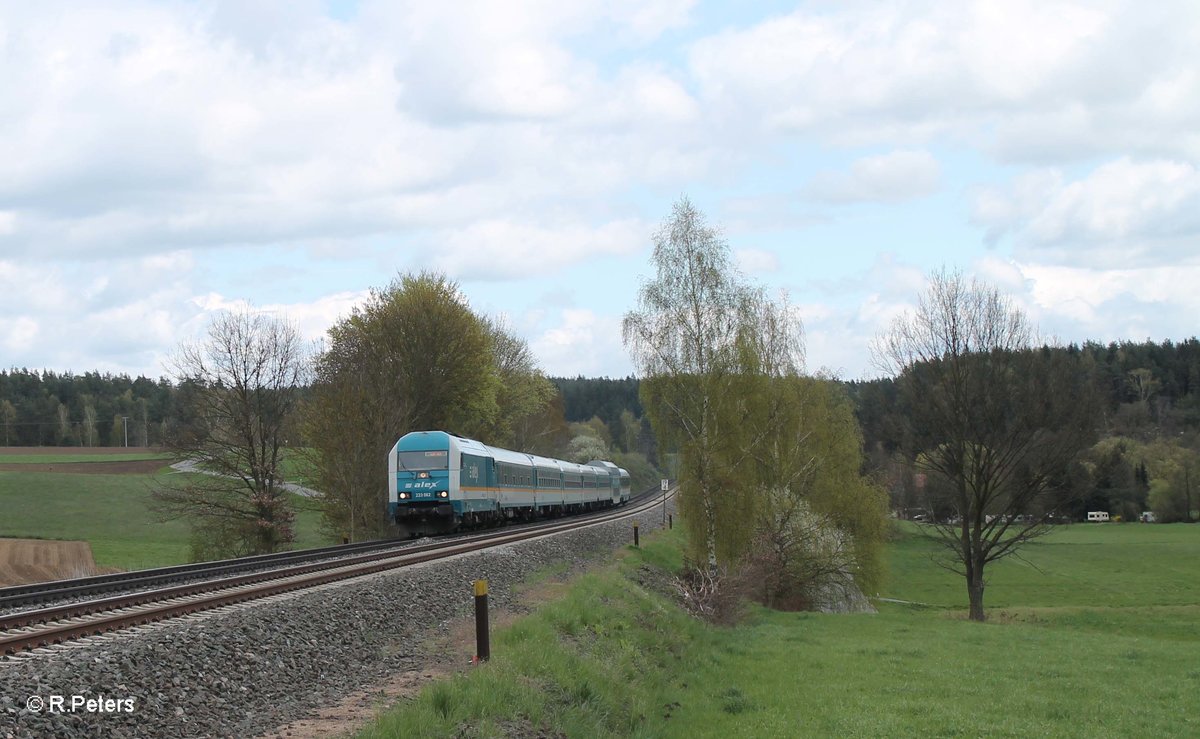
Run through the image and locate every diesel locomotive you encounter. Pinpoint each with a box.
[389,430,631,536]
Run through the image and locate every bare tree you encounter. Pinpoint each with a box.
[136,398,149,446]
[873,269,1097,621]
[154,311,308,558]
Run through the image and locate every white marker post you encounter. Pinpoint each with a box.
[661,478,668,525]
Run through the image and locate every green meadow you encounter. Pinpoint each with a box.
[359,522,1200,738]
[0,464,330,571]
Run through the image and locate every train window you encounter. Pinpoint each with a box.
[396,450,449,471]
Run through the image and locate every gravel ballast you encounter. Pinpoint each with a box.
[0,504,673,738]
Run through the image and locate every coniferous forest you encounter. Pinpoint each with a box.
[3,337,1198,522]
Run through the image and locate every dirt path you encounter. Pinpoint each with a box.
[0,538,106,587]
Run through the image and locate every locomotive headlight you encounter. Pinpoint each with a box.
[438,490,449,498]
[418,471,429,479]
[399,492,409,500]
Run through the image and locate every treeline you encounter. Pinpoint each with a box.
[0,370,176,447]
[851,338,1200,451]
[850,338,1200,525]
[550,375,659,466]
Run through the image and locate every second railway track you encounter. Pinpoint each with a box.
[1,489,672,656]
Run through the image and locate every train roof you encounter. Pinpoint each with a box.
[394,430,616,475]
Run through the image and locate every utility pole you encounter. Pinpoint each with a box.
[122,416,129,447]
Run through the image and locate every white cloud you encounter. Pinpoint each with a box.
[735,248,780,274]
[1,0,1197,382]
[531,309,630,377]
[972,158,1200,267]
[189,289,369,345]
[686,1,1200,161]
[807,150,941,203]
[0,0,719,268]
[1,317,39,353]
[431,219,647,280]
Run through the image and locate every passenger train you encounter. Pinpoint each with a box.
[389,430,631,536]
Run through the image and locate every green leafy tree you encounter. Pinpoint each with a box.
[618,409,639,453]
[732,365,889,606]
[304,272,550,540]
[513,392,571,458]
[566,433,609,463]
[484,318,558,450]
[1146,441,1198,522]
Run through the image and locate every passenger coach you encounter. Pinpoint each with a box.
[389,430,631,536]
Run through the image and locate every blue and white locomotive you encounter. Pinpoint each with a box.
[388,430,632,536]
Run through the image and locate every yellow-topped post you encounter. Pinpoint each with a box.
[474,579,490,663]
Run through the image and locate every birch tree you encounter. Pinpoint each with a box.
[624,197,806,569]
[81,399,97,447]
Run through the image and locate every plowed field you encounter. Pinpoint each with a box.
[0,538,106,587]
[0,459,168,474]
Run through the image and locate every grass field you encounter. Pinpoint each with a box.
[0,456,332,571]
[359,522,1200,738]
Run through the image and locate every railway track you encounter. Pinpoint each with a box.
[1,488,673,656]
[0,486,668,613]
[0,537,408,612]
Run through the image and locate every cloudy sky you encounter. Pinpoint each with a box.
[2,1,1198,381]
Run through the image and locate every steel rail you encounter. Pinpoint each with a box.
[0,489,673,655]
[0,538,405,610]
[0,487,665,611]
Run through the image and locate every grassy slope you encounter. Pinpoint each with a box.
[0,469,330,570]
[360,523,1200,738]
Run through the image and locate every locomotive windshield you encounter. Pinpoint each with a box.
[396,450,449,471]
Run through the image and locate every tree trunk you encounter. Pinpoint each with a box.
[967,562,986,622]
[703,488,718,570]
